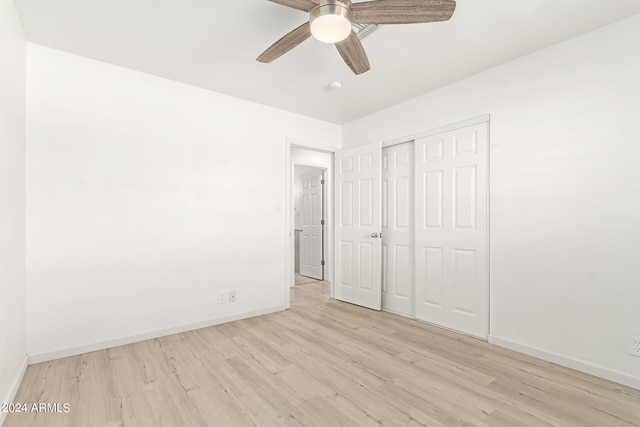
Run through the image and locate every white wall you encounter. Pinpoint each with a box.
[291,147,333,167]
[343,14,640,386]
[26,44,340,359]
[0,0,26,417]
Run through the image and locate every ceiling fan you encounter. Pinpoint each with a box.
[257,0,457,75]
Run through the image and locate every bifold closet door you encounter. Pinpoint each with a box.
[382,143,414,317]
[415,122,489,339]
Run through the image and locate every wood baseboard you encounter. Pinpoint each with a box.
[489,335,640,390]
[27,305,286,365]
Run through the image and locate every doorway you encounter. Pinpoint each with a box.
[286,144,334,309]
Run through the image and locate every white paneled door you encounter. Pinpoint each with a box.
[382,142,414,317]
[335,142,383,310]
[300,170,324,280]
[415,122,489,339]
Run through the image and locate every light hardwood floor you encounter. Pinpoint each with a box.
[295,274,319,286]
[6,282,640,426]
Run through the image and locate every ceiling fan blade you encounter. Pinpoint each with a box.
[267,0,317,12]
[335,30,371,75]
[257,22,312,63]
[351,0,456,24]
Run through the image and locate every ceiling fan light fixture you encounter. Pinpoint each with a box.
[310,0,352,43]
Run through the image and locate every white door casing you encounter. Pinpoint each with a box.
[382,142,414,317]
[414,122,489,339]
[300,170,324,280]
[335,142,382,310]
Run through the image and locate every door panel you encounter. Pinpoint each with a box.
[425,170,443,229]
[381,142,414,317]
[415,122,488,339]
[335,142,382,310]
[423,246,443,306]
[394,245,412,298]
[453,248,476,314]
[300,170,324,280]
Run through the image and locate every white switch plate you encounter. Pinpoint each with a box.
[229,290,236,303]
[218,291,228,304]
[631,336,640,358]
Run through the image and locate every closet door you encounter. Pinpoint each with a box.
[335,142,383,310]
[382,143,414,317]
[415,122,489,339]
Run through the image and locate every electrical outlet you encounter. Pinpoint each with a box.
[218,291,228,304]
[229,290,237,303]
[631,336,640,358]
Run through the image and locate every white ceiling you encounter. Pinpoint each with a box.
[14,0,640,124]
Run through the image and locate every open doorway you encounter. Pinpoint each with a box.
[286,145,334,308]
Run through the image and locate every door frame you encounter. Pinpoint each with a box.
[285,138,336,309]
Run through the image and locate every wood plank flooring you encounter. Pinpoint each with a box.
[6,282,640,426]
[295,274,319,286]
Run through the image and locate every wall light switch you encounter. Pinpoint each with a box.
[218,291,228,304]
[631,336,640,358]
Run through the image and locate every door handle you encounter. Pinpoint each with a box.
[370,233,379,238]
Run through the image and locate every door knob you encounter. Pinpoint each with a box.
[370,233,379,238]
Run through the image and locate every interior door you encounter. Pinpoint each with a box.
[335,142,382,310]
[382,142,414,317]
[300,170,324,280]
[414,122,489,339]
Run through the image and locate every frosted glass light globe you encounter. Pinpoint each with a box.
[310,1,352,44]
[311,14,351,43]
